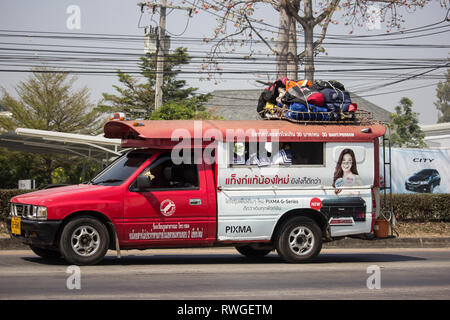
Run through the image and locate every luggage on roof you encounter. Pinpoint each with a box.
[257,78,363,124]
[257,77,288,118]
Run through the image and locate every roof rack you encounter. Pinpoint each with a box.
[259,107,377,126]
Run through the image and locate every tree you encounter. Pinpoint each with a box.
[201,0,439,81]
[148,99,219,120]
[97,47,218,119]
[0,68,103,186]
[0,69,101,133]
[435,67,450,123]
[388,97,426,148]
[0,149,41,189]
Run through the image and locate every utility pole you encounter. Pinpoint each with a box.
[154,0,166,111]
[138,1,194,111]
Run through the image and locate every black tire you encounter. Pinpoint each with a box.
[276,217,322,263]
[59,216,109,265]
[235,245,273,258]
[29,245,61,259]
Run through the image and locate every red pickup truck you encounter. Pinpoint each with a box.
[8,119,386,265]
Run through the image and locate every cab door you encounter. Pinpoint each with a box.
[122,154,216,247]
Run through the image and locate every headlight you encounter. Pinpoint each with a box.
[28,206,47,220]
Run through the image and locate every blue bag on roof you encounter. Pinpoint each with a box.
[309,104,329,121]
[286,103,329,121]
[286,103,307,120]
[320,88,353,112]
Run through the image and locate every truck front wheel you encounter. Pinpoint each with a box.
[29,245,61,259]
[59,216,110,265]
[276,217,322,263]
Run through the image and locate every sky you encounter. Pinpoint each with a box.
[0,0,448,125]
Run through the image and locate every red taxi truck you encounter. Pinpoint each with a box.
[7,120,387,265]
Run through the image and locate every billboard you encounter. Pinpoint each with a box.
[382,148,450,194]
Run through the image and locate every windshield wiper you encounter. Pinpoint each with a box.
[91,179,124,185]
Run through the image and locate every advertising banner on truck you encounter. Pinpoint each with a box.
[217,141,375,240]
[382,148,450,194]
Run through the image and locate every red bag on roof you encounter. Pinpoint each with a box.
[282,86,325,107]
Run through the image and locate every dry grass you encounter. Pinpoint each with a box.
[394,221,450,238]
[0,221,9,239]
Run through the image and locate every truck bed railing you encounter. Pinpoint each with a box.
[259,107,376,125]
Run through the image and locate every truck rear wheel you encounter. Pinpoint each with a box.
[59,216,109,265]
[235,245,272,258]
[276,217,322,263]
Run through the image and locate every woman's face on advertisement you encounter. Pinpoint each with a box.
[341,153,353,173]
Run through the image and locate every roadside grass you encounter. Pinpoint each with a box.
[394,221,450,238]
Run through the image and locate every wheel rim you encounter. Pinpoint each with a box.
[288,226,314,256]
[71,226,101,257]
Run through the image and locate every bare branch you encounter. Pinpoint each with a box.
[211,27,248,57]
[244,14,278,54]
[313,0,340,26]
[286,1,307,29]
[297,0,337,60]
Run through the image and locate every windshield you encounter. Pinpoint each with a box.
[417,169,434,175]
[90,150,153,186]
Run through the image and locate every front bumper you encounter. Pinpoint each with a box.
[6,217,62,248]
[405,183,429,193]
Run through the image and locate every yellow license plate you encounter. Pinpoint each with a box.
[11,217,21,235]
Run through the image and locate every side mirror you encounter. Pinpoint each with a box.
[136,175,152,191]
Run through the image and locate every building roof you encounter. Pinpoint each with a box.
[421,122,450,147]
[0,103,12,117]
[421,122,450,135]
[205,89,392,123]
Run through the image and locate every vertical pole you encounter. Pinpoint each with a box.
[275,0,289,78]
[154,0,167,111]
[303,0,315,82]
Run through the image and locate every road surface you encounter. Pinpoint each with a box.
[0,248,449,300]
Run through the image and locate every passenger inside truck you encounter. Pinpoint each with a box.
[271,142,292,165]
[232,142,272,166]
[139,156,199,190]
[230,142,323,166]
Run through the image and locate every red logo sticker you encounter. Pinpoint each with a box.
[160,199,176,217]
[310,198,322,210]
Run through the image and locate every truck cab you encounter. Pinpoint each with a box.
[8,120,386,265]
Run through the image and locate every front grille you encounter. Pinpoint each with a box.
[12,203,31,218]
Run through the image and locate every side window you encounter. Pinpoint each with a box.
[290,142,323,165]
[230,142,271,166]
[138,156,199,190]
[229,142,323,166]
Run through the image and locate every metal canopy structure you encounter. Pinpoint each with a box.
[0,128,123,163]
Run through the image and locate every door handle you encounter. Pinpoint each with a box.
[189,199,202,205]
